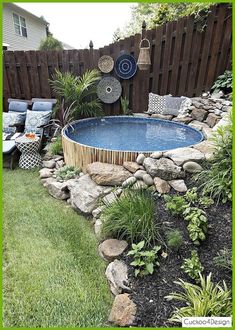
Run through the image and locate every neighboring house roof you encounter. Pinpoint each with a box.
[61,42,75,50]
[11,3,49,25]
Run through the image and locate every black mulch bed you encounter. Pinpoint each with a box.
[121,184,232,327]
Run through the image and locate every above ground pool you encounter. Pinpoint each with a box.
[62,116,204,169]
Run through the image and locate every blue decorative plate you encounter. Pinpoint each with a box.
[115,54,137,79]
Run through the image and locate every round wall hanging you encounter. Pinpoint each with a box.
[98,55,114,73]
[97,77,122,104]
[115,54,137,79]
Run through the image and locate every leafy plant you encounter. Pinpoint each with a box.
[195,122,232,204]
[127,241,161,277]
[211,70,232,94]
[101,188,157,246]
[164,195,188,215]
[213,248,232,271]
[120,97,132,115]
[181,250,204,282]
[165,273,232,322]
[198,196,214,208]
[47,136,63,155]
[39,36,63,51]
[166,230,183,251]
[183,207,207,245]
[55,165,80,181]
[50,69,103,119]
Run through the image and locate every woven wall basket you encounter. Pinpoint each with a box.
[97,76,122,104]
[98,55,114,73]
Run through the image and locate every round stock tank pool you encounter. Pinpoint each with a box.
[62,116,204,170]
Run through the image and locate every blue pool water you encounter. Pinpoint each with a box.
[64,116,203,152]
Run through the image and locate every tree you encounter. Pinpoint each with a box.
[39,36,63,51]
[113,2,212,41]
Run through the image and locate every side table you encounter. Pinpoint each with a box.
[15,136,42,169]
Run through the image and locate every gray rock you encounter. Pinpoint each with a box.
[53,155,64,161]
[211,91,224,99]
[108,293,136,326]
[150,151,162,159]
[42,159,56,169]
[172,116,193,124]
[143,157,184,180]
[188,120,209,131]
[143,173,154,186]
[136,153,145,165]
[105,259,130,295]
[94,218,103,238]
[202,126,213,139]
[67,174,106,214]
[169,179,187,192]
[123,161,140,173]
[183,161,203,173]
[47,181,70,200]
[87,162,132,186]
[56,160,65,169]
[151,113,173,120]
[132,180,148,190]
[164,147,205,165]
[103,191,119,206]
[191,108,208,122]
[98,239,128,261]
[43,177,57,187]
[134,169,147,180]
[215,103,223,110]
[122,176,137,188]
[39,168,53,179]
[154,177,170,194]
[193,140,215,160]
[92,206,106,218]
[206,113,220,128]
[133,113,150,117]
[214,109,222,116]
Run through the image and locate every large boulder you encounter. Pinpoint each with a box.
[105,259,130,296]
[47,181,70,200]
[86,162,132,186]
[108,293,136,326]
[98,239,128,262]
[163,147,205,165]
[143,157,184,180]
[154,177,170,194]
[67,174,106,214]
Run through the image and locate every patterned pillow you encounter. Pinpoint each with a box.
[24,110,51,134]
[164,96,187,116]
[147,93,166,114]
[3,112,26,134]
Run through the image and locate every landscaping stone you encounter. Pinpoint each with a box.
[56,160,64,169]
[154,177,170,194]
[143,173,154,186]
[188,120,209,131]
[206,113,220,127]
[42,177,57,187]
[150,151,162,159]
[214,109,222,116]
[42,159,56,169]
[143,157,184,180]
[103,191,119,206]
[151,113,173,120]
[39,168,53,179]
[92,206,106,218]
[122,176,137,188]
[163,147,204,165]
[98,239,128,262]
[94,218,103,238]
[136,153,145,165]
[47,181,70,200]
[193,141,215,160]
[123,161,140,173]
[134,169,147,180]
[202,125,213,139]
[87,162,132,186]
[169,179,187,192]
[172,116,193,124]
[183,161,203,173]
[105,259,130,296]
[108,293,136,326]
[132,180,148,190]
[133,113,150,117]
[53,155,64,161]
[191,108,208,122]
[67,174,106,214]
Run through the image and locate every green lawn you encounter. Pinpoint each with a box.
[3,169,112,327]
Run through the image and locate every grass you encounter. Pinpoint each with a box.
[3,169,112,327]
[102,188,157,246]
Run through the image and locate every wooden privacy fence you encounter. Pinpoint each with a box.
[3,3,232,114]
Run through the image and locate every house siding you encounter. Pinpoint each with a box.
[3,3,47,51]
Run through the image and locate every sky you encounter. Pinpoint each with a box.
[16,2,135,49]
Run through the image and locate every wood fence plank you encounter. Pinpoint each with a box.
[152,25,164,94]
[37,51,51,98]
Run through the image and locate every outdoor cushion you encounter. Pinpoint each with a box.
[24,110,52,134]
[3,112,26,134]
[32,102,53,112]
[3,140,16,154]
[8,101,28,113]
[147,93,166,114]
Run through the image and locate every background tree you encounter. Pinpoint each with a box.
[39,36,63,51]
[113,2,212,41]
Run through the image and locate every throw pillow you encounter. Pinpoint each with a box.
[3,112,26,134]
[24,110,51,134]
[147,93,166,114]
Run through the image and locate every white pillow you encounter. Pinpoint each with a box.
[25,110,51,134]
[3,112,26,133]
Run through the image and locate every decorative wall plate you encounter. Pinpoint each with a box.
[98,55,114,73]
[97,77,122,104]
[114,54,137,79]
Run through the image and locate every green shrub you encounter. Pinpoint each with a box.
[39,36,63,51]
[55,165,80,181]
[181,250,204,282]
[101,189,157,246]
[164,195,188,215]
[166,230,183,251]
[127,241,161,277]
[211,70,232,94]
[213,248,232,271]
[47,136,63,155]
[195,122,232,204]
[183,207,208,245]
[165,273,232,322]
